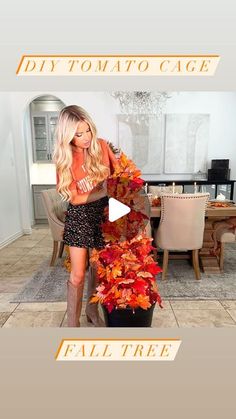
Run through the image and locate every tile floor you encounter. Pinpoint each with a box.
[0,225,236,328]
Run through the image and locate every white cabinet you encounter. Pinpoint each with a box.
[31,112,58,162]
[32,184,55,222]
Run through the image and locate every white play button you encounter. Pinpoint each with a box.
[108,197,130,222]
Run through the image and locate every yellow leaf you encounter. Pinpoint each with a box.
[119,278,134,284]
[137,271,153,278]
[89,254,99,263]
[121,252,137,262]
[112,263,122,278]
[124,263,142,273]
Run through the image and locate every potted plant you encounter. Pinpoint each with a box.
[89,148,163,327]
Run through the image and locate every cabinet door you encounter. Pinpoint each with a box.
[34,191,48,219]
[33,185,55,220]
[32,115,50,162]
[199,184,216,199]
[216,184,231,200]
[47,113,58,159]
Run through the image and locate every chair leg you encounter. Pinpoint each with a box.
[192,249,201,280]
[153,247,158,262]
[162,249,169,280]
[50,240,59,266]
[58,241,64,258]
[219,242,225,271]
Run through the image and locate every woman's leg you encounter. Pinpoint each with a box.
[85,248,105,327]
[67,247,88,327]
[69,246,88,286]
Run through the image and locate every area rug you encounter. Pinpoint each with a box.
[11,243,236,303]
[11,257,88,303]
[156,243,236,299]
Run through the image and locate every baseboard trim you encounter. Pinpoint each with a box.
[0,230,25,249]
[22,228,33,235]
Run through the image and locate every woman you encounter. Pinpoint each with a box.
[53,105,118,327]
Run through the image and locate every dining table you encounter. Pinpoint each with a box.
[150,204,236,273]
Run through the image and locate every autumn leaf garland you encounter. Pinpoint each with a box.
[90,151,163,313]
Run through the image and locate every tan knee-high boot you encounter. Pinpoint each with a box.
[85,266,105,327]
[67,280,84,327]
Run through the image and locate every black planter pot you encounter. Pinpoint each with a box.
[102,304,155,327]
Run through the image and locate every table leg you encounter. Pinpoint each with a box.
[199,216,234,273]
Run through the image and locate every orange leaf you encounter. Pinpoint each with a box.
[97,265,106,278]
[137,295,151,310]
[90,295,100,304]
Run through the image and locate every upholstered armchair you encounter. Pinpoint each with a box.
[153,193,210,280]
[41,189,68,266]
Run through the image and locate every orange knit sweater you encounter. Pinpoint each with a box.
[56,138,118,205]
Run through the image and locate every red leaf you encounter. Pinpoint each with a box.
[146,263,162,275]
[132,279,147,294]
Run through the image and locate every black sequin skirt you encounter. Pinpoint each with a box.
[63,196,109,249]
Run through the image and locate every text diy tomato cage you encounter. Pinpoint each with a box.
[16,54,220,76]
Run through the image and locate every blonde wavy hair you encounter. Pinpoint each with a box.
[53,105,109,201]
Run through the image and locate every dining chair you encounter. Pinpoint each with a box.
[41,189,68,266]
[149,185,183,196]
[143,220,152,238]
[214,218,236,271]
[153,193,210,280]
